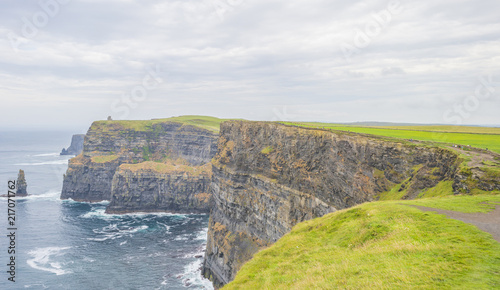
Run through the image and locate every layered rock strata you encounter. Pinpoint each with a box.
[203,121,461,287]
[106,161,212,214]
[61,120,218,202]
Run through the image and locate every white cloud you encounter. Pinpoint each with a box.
[0,0,499,130]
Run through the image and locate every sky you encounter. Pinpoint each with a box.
[0,0,499,132]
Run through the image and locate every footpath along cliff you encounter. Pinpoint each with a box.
[201,121,494,287]
[60,118,219,213]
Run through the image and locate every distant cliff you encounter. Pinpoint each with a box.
[202,121,463,287]
[60,119,219,204]
[61,134,85,156]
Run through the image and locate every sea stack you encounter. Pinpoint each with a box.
[16,169,28,196]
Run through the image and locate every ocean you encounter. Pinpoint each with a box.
[0,131,213,289]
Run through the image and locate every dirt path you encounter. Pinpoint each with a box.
[411,205,500,243]
[448,146,500,168]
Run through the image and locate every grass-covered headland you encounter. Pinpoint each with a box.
[225,195,500,289]
[283,122,500,154]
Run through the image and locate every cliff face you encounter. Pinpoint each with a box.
[61,154,122,201]
[61,134,85,156]
[106,161,212,214]
[84,121,217,165]
[203,121,461,287]
[60,120,218,202]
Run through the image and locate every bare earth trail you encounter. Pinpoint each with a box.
[410,205,500,243]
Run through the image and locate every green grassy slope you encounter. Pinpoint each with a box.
[225,195,500,289]
[284,122,500,154]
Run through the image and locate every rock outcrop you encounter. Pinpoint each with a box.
[60,134,85,155]
[202,121,461,287]
[16,169,28,196]
[106,161,212,214]
[60,120,218,203]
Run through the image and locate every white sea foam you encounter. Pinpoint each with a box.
[65,199,110,206]
[27,247,72,275]
[156,222,171,232]
[19,191,61,201]
[195,228,209,241]
[80,208,116,220]
[15,160,69,166]
[88,224,149,241]
[32,153,60,157]
[174,234,189,241]
[173,256,213,289]
[80,208,188,220]
[121,211,190,218]
[24,284,49,288]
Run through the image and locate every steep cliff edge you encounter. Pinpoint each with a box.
[60,119,218,202]
[60,134,85,156]
[106,160,212,214]
[203,121,464,287]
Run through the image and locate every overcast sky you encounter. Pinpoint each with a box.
[1,0,499,132]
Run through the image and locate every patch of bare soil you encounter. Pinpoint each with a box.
[448,146,499,168]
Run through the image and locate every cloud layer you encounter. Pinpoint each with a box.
[1,0,499,130]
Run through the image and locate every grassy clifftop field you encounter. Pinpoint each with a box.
[284,122,500,154]
[225,195,500,289]
[92,115,233,133]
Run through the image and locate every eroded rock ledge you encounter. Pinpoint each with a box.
[60,119,219,218]
[106,161,212,214]
[202,121,461,287]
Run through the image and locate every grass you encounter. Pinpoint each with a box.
[417,180,454,198]
[378,178,408,201]
[91,155,118,163]
[119,160,211,176]
[93,115,236,133]
[164,115,238,132]
[225,195,500,289]
[284,122,500,154]
[261,146,274,154]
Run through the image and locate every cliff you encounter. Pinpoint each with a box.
[60,134,85,156]
[106,161,212,214]
[60,118,219,203]
[16,169,28,196]
[202,121,463,287]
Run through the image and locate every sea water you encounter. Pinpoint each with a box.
[0,131,213,289]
